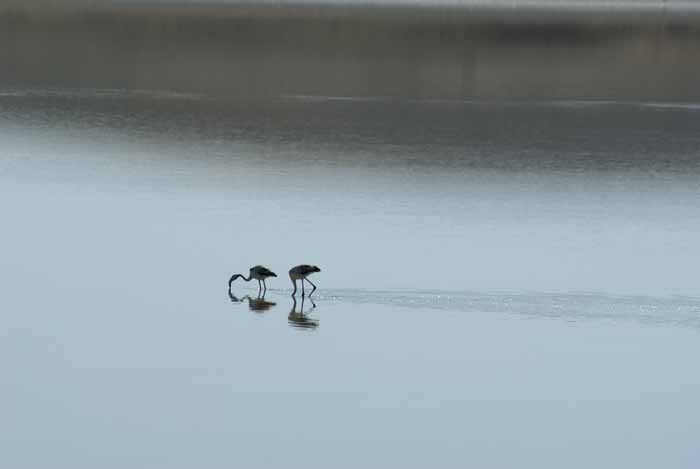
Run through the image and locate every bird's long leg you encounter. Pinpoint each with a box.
[305,278,317,296]
[291,280,297,297]
[262,279,268,293]
[257,280,262,295]
[301,278,305,297]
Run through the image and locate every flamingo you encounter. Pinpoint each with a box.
[289,264,321,297]
[228,265,277,294]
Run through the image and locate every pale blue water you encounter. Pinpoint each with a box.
[1,89,699,468]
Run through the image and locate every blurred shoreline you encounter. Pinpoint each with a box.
[4,1,700,21]
[2,1,700,100]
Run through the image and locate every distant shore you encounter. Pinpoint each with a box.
[2,1,700,100]
[3,0,700,24]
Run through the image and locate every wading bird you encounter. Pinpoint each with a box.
[289,264,321,297]
[228,265,277,294]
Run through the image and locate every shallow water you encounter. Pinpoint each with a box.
[1,89,699,468]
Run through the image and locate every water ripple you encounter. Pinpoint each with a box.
[270,289,700,330]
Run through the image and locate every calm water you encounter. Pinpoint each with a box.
[1,89,699,468]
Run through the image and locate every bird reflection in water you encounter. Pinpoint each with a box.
[228,289,277,313]
[288,296,319,330]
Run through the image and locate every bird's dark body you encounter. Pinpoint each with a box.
[289,264,321,297]
[228,265,277,293]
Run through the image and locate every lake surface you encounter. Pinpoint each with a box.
[1,89,699,468]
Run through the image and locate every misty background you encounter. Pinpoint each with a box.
[2,0,700,100]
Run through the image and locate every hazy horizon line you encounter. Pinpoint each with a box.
[3,0,700,26]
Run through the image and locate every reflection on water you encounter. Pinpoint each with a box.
[227,287,700,330]
[228,290,277,313]
[288,296,319,330]
[228,288,320,329]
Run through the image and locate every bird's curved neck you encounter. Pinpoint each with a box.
[229,273,251,287]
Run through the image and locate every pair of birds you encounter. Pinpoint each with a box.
[229,264,321,297]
